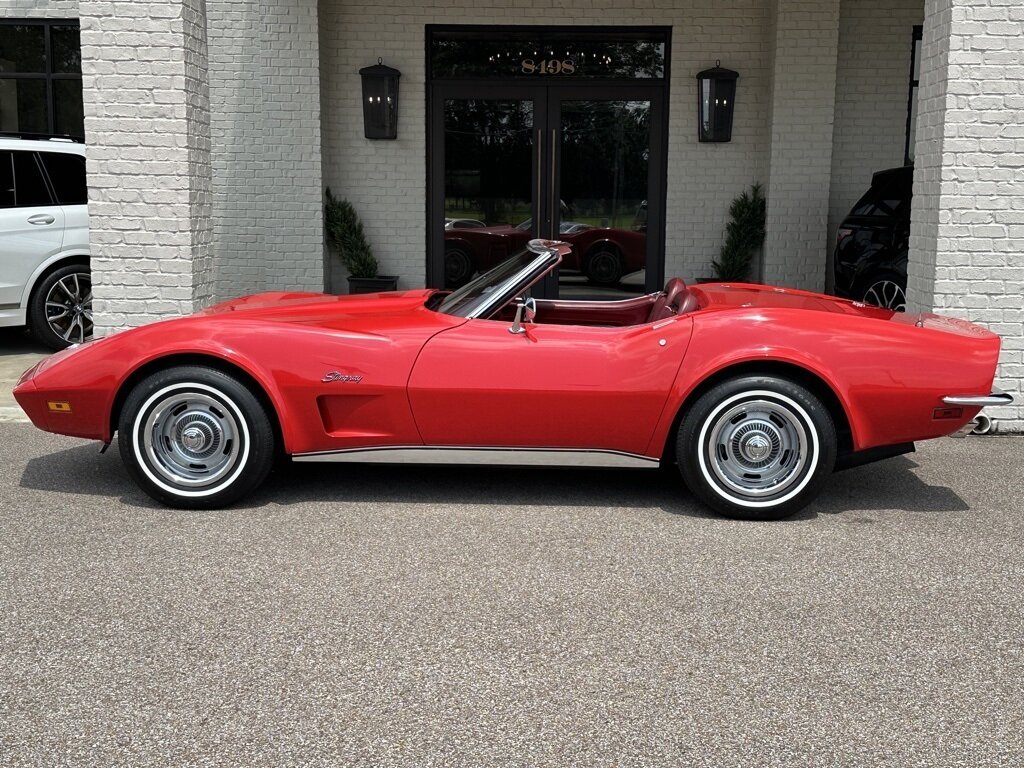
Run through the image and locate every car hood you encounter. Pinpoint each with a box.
[196,289,439,323]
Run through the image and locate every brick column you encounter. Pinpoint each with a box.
[762,0,841,290]
[205,0,323,301]
[79,0,212,334]
[908,0,1023,431]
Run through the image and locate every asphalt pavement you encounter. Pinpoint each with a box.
[0,423,1022,767]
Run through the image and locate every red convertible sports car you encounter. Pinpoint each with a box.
[14,240,1011,520]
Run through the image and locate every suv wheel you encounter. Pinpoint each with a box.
[858,271,907,312]
[29,263,93,350]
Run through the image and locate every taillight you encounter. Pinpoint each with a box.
[837,228,853,246]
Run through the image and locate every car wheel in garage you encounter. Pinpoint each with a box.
[858,271,907,312]
[118,366,275,509]
[676,375,837,520]
[29,263,93,350]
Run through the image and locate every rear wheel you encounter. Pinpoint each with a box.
[118,366,275,509]
[29,263,93,350]
[858,270,907,312]
[584,246,624,285]
[676,376,836,520]
[444,247,475,288]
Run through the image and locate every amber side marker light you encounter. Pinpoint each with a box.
[47,401,72,414]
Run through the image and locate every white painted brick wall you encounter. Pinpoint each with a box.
[828,0,924,277]
[762,0,841,291]
[909,0,1024,431]
[319,0,774,289]
[205,0,263,298]
[0,0,77,17]
[205,0,324,300]
[256,0,323,294]
[78,0,213,333]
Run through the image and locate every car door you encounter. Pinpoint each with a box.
[38,150,89,254]
[0,151,65,308]
[407,313,693,456]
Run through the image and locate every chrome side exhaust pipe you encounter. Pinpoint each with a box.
[970,413,993,435]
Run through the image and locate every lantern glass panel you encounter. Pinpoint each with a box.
[360,63,401,140]
[696,68,737,143]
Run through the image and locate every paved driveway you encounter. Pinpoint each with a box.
[1,424,1022,767]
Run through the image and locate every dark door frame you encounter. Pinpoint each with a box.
[425,27,670,296]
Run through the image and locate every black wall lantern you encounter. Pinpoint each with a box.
[696,61,738,143]
[359,58,401,140]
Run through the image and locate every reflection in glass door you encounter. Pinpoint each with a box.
[555,99,651,300]
[430,84,665,299]
[437,93,539,289]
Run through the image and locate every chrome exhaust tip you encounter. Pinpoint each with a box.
[971,413,993,435]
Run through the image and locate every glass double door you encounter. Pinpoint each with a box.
[429,83,665,300]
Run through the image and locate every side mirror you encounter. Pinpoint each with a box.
[509,297,537,335]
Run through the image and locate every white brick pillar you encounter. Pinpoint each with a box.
[908,0,1023,431]
[79,0,213,333]
[205,0,323,301]
[762,0,841,290]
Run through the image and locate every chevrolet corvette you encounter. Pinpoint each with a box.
[13,239,1011,519]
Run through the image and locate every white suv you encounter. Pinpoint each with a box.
[0,135,91,350]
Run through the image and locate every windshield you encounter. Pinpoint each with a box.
[438,247,558,318]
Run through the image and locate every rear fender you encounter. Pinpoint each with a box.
[646,313,860,457]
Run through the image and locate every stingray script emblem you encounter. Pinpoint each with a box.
[322,371,363,383]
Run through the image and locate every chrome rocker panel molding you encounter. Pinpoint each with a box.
[942,390,1014,407]
[292,445,660,468]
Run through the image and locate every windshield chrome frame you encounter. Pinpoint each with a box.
[463,241,563,320]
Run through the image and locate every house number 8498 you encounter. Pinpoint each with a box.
[521,58,576,75]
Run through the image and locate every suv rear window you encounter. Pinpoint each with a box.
[11,151,52,207]
[850,187,907,218]
[40,151,87,205]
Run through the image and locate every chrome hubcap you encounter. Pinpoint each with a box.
[45,272,93,344]
[708,398,809,498]
[143,392,241,488]
[863,280,906,312]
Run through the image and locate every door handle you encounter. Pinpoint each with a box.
[28,214,55,225]
[550,128,558,235]
[535,128,543,235]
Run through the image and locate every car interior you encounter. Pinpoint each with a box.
[494,278,702,328]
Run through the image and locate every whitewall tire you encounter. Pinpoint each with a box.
[677,376,837,520]
[118,366,275,509]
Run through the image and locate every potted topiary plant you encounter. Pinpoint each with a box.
[324,188,399,294]
[709,183,766,283]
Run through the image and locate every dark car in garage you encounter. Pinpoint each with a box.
[833,165,913,311]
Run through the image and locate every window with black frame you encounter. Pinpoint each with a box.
[0,20,83,139]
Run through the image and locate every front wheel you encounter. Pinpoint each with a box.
[118,366,275,509]
[676,376,836,520]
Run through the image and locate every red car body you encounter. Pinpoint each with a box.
[15,279,1002,464]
